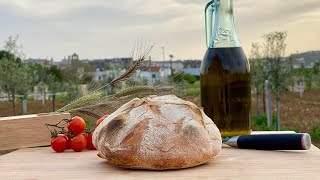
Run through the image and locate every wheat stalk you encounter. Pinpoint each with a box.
[65,85,175,119]
[112,85,175,98]
[54,43,154,114]
[54,42,181,120]
[110,44,154,85]
[56,91,105,113]
[76,109,102,119]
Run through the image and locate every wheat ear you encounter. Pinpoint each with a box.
[110,45,154,85]
[112,85,175,98]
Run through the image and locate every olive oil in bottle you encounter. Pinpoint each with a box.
[201,0,251,137]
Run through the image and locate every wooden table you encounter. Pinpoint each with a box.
[0,143,319,179]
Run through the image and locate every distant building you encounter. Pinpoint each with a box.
[144,60,186,73]
[182,60,202,69]
[90,58,133,70]
[182,60,201,77]
[183,68,200,77]
[160,68,172,77]
[136,66,173,85]
[138,66,161,85]
[71,53,79,61]
[290,51,320,69]
[60,53,80,66]
[94,68,126,81]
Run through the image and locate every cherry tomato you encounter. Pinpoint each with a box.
[70,134,87,152]
[51,134,69,153]
[86,132,96,150]
[82,132,88,138]
[64,133,71,149]
[96,115,108,127]
[67,116,86,135]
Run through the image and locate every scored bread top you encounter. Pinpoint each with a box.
[93,95,222,170]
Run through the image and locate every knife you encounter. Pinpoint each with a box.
[223,133,312,150]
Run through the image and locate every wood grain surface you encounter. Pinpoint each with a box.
[0,145,319,180]
[0,113,70,151]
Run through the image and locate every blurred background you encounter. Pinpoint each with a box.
[0,0,319,146]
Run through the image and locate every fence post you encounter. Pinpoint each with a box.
[299,81,303,98]
[265,80,272,127]
[22,95,27,115]
[52,93,56,112]
[42,92,45,105]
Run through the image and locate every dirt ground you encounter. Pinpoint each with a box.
[0,100,67,117]
[252,91,320,147]
[185,90,320,147]
[1,90,319,147]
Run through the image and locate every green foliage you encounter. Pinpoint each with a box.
[250,31,289,130]
[0,56,32,94]
[29,64,64,93]
[291,67,319,90]
[249,43,267,94]
[4,35,24,59]
[0,50,20,64]
[251,114,301,132]
[249,32,290,95]
[263,31,289,94]
[48,66,63,82]
[251,114,277,131]
[61,59,95,84]
[80,74,93,84]
[310,124,320,140]
[0,51,33,115]
[169,72,197,84]
[63,83,81,100]
[186,81,200,96]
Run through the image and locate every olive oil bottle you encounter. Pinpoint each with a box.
[201,0,251,137]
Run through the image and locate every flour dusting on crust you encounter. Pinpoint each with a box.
[93,95,222,170]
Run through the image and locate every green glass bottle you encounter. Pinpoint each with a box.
[201,0,251,138]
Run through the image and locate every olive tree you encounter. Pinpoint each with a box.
[249,42,269,117]
[0,36,32,115]
[262,31,289,130]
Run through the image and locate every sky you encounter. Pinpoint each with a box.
[0,0,320,61]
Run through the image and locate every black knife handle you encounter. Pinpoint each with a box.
[237,133,311,150]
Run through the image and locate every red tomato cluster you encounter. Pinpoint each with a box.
[50,115,108,153]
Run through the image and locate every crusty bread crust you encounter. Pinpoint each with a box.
[93,95,222,170]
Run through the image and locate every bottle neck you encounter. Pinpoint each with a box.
[211,0,240,48]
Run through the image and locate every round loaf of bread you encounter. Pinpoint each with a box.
[92,95,222,170]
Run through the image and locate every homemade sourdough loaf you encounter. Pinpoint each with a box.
[92,95,222,170]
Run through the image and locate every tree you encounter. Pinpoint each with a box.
[0,50,18,64]
[249,42,266,117]
[28,63,64,107]
[314,60,320,75]
[292,67,318,90]
[61,59,95,84]
[313,60,320,87]
[4,35,24,59]
[0,35,33,115]
[302,68,313,90]
[287,55,296,91]
[0,56,32,115]
[262,31,289,130]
